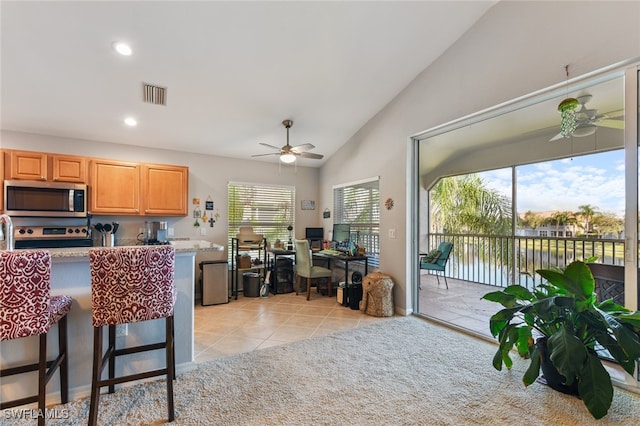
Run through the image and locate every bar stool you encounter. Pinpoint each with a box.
[0,250,71,426]
[88,246,176,425]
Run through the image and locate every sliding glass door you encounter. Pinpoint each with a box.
[413,62,639,331]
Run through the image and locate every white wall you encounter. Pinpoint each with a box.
[319,1,640,314]
[1,130,320,247]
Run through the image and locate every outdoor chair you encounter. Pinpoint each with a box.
[420,241,453,289]
[586,263,629,306]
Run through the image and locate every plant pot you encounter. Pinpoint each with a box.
[536,338,580,396]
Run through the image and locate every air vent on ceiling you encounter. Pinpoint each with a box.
[142,82,167,106]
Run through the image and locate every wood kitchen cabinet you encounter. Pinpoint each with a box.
[89,159,141,215]
[142,163,188,216]
[90,159,188,216]
[5,150,87,183]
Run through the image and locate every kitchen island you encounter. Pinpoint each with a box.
[0,245,201,404]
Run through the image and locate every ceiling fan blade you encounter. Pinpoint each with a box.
[598,119,625,130]
[251,152,280,157]
[259,142,282,151]
[291,143,315,153]
[603,109,624,119]
[299,152,324,159]
[549,132,564,142]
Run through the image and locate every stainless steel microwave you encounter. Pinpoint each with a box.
[4,180,88,217]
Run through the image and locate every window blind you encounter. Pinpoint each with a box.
[333,177,380,258]
[228,182,295,248]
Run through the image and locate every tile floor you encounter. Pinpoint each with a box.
[193,273,499,364]
[194,289,389,363]
[417,272,496,339]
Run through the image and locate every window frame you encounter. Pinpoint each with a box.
[332,176,380,261]
[228,181,295,252]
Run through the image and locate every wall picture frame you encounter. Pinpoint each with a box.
[301,200,315,210]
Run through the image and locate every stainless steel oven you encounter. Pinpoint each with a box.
[4,180,88,218]
[14,225,92,249]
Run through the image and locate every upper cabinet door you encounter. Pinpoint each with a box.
[52,155,87,182]
[6,150,87,182]
[142,164,188,216]
[7,150,47,181]
[90,159,141,215]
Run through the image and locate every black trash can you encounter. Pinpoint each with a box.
[243,272,260,297]
[347,283,363,310]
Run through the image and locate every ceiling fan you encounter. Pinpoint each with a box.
[550,94,624,141]
[252,119,324,163]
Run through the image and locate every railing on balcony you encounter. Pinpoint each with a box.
[426,233,625,289]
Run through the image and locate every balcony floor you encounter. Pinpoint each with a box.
[418,271,498,339]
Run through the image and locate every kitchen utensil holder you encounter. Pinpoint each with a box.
[101,232,115,247]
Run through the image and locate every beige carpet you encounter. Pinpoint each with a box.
[12,316,640,425]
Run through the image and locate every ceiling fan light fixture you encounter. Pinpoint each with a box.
[280,153,296,163]
[572,124,597,137]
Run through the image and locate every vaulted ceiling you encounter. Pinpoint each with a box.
[1,1,495,166]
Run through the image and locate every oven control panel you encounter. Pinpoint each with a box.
[14,225,90,240]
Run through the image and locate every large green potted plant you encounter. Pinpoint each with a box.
[482,259,640,419]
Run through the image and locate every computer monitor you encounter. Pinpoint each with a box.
[305,227,324,250]
[332,223,351,244]
[305,227,324,240]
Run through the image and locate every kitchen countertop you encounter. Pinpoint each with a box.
[43,245,212,258]
[10,241,226,258]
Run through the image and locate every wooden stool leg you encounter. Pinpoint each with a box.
[38,333,47,426]
[166,316,175,421]
[108,325,116,394]
[306,278,311,300]
[58,315,69,404]
[172,322,176,381]
[296,275,301,295]
[89,326,103,426]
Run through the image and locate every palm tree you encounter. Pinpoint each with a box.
[550,210,576,236]
[577,204,598,236]
[520,210,544,235]
[430,174,513,269]
[430,174,512,235]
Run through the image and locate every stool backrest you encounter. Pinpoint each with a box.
[0,250,51,341]
[89,246,176,327]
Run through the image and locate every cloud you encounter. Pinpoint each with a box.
[477,150,625,215]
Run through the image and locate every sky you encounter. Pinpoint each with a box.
[480,149,625,217]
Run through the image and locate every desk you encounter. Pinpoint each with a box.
[269,249,368,295]
[313,251,369,285]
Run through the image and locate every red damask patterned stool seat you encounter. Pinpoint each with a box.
[88,246,177,425]
[0,250,72,426]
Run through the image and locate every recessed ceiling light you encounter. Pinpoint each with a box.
[113,42,132,56]
[124,117,137,127]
